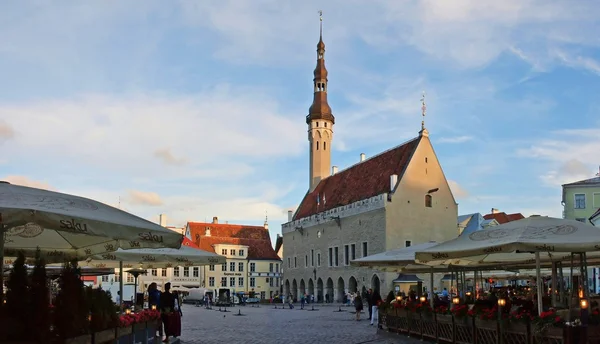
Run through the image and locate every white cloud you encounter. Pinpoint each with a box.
[0,121,14,140]
[448,180,469,199]
[0,87,305,177]
[438,136,473,144]
[154,148,187,166]
[517,129,600,186]
[3,175,54,190]
[177,0,599,69]
[127,190,163,206]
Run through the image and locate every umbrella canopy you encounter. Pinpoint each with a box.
[350,241,439,271]
[0,182,183,261]
[66,238,225,269]
[415,216,600,266]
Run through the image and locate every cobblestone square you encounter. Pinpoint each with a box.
[179,304,420,344]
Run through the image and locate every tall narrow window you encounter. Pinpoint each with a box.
[328,248,333,267]
[350,244,356,260]
[334,247,339,267]
[362,242,368,257]
[316,141,320,150]
[317,253,321,267]
[311,249,314,267]
[324,142,327,150]
[425,194,433,207]
[344,245,349,265]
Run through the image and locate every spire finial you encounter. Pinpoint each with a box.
[420,91,427,130]
[319,10,323,39]
[265,210,268,224]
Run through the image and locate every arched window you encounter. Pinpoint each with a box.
[425,194,432,208]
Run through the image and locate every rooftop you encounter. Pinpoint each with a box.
[293,137,421,220]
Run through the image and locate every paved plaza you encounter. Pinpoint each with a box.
[179,304,421,344]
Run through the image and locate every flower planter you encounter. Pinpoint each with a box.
[132,322,148,343]
[420,313,437,339]
[532,325,563,344]
[64,334,92,344]
[92,328,116,344]
[115,326,133,344]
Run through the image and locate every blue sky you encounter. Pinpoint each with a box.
[1,1,600,247]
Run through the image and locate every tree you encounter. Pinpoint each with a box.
[5,251,31,341]
[54,260,89,339]
[30,249,50,342]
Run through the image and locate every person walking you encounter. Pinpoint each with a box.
[370,290,382,327]
[354,293,363,321]
[366,289,373,321]
[147,283,162,340]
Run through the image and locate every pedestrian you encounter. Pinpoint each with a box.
[288,294,294,309]
[370,290,382,328]
[354,293,363,321]
[300,294,305,309]
[147,283,162,340]
[366,288,373,321]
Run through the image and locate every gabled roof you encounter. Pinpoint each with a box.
[483,212,524,224]
[293,137,421,220]
[458,213,485,236]
[563,176,600,187]
[187,222,280,261]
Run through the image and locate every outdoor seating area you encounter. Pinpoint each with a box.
[0,182,225,343]
[349,216,600,344]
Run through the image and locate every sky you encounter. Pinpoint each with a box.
[1,1,600,248]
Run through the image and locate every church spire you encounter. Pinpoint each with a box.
[306,10,335,192]
[307,10,334,125]
[419,91,429,137]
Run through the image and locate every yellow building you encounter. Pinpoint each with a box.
[562,176,600,224]
[187,217,281,300]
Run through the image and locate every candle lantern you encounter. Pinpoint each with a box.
[452,297,460,305]
[497,298,506,307]
[580,299,589,309]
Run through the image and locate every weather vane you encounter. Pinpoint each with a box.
[420,91,427,130]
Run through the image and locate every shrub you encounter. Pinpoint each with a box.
[85,287,119,332]
[30,249,50,342]
[54,260,89,339]
[5,251,31,341]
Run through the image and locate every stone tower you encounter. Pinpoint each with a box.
[307,12,335,192]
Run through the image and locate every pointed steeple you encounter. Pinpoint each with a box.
[419,91,429,137]
[307,10,334,125]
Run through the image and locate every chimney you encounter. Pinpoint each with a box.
[287,210,293,222]
[491,208,499,214]
[332,166,338,175]
[360,153,366,162]
[205,226,211,236]
[159,214,167,227]
[212,216,218,224]
[390,174,398,192]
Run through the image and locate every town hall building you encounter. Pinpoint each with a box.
[281,17,459,302]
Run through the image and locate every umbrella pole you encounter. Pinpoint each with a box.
[429,267,434,308]
[0,221,4,300]
[535,252,543,314]
[558,262,564,307]
[119,261,124,311]
[551,262,557,308]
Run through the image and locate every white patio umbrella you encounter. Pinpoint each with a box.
[415,216,600,314]
[0,181,184,294]
[74,237,226,269]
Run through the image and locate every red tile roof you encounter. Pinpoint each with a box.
[482,212,525,224]
[182,237,198,248]
[293,137,421,220]
[187,222,280,260]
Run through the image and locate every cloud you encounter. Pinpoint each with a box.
[552,49,600,75]
[177,0,599,70]
[127,190,163,206]
[2,175,54,190]
[154,148,186,165]
[0,87,305,177]
[438,136,474,144]
[0,121,14,140]
[540,159,594,187]
[448,180,469,199]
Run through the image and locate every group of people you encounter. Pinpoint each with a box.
[148,282,183,343]
[354,288,382,327]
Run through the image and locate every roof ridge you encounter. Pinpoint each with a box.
[330,136,420,176]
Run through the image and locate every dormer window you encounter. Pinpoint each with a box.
[425,194,432,208]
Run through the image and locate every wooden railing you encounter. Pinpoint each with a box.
[380,308,571,344]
